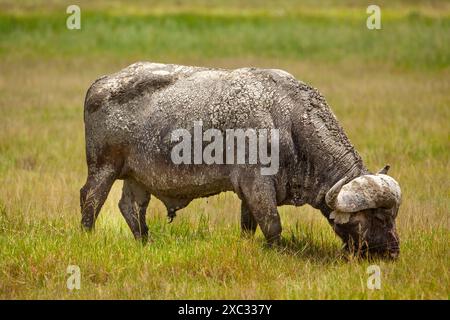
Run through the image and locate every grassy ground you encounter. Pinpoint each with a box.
[0,1,449,299]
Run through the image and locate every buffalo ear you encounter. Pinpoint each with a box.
[377,164,390,175]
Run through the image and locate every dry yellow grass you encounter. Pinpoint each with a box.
[1,55,448,299]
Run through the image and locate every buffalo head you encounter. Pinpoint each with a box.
[325,165,401,259]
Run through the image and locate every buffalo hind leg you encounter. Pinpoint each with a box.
[80,167,117,231]
[241,200,257,237]
[240,176,282,245]
[119,179,150,242]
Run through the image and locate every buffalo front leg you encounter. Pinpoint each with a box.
[240,176,282,245]
[241,200,257,237]
[118,179,150,242]
[80,168,117,231]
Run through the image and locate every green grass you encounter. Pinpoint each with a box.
[0,0,449,299]
[1,9,449,69]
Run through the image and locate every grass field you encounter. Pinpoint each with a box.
[0,0,449,299]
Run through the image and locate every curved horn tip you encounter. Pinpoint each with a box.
[377,164,390,175]
[325,176,348,209]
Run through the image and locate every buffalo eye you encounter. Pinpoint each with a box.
[374,213,387,227]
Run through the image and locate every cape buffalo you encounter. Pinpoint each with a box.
[80,62,401,258]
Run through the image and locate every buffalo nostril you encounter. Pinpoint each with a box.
[388,251,399,260]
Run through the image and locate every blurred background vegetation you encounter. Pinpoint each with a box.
[1,0,449,68]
